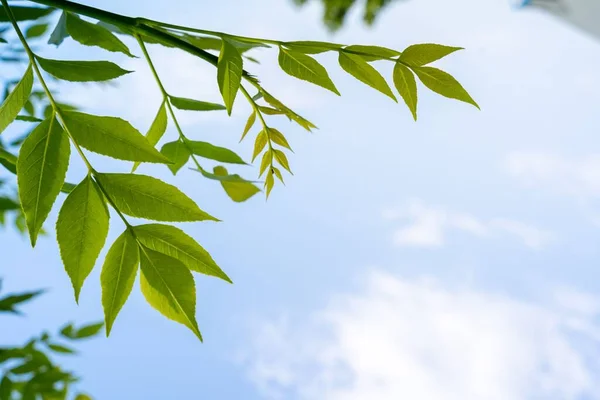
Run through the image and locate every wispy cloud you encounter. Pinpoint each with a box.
[383,199,554,249]
[242,270,600,400]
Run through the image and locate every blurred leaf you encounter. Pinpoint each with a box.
[25,23,49,39]
[36,56,131,82]
[47,344,75,354]
[0,376,12,400]
[0,6,53,22]
[211,166,260,203]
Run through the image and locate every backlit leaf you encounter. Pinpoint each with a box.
[262,91,316,131]
[393,63,418,120]
[48,344,75,354]
[132,102,168,172]
[265,170,274,198]
[212,165,260,203]
[338,52,396,101]
[278,47,339,94]
[56,176,110,302]
[268,128,292,150]
[17,116,70,247]
[343,45,400,61]
[0,63,33,135]
[186,140,247,165]
[140,248,202,340]
[240,111,256,142]
[283,41,343,54]
[133,223,231,282]
[101,229,139,335]
[160,141,190,175]
[96,173,218,222]
[259,149,271,177]
[273,149,291,173]
[25,23,48,39]
[72,322,104,338]
[66,13,134,57]
[61,111,170,163]
[170,96,226,112]
[412,66,479,109]
[36,56,131,82]
[399,43,463,66]
[252,129,268,161]
[48,11,68,46]
[217,39,242,115]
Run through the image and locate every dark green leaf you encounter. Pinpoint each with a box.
[132,102,168,172]
[0,290,44,313]
[0,376,12,400]
[342,45,400,62]
[17,116,70,247]
[61,111,171,163]
[57,176,110,302]
[101,230,139,335]
[47,344,75,354]
[338,52,396,101]
[48,11,68,46]
[160,141,190,175]
[73,322,103,338]
[217,39,242,115]
[0,196,18,211]
[96,173,218,222]
[169,96,226,112]
[16,115,42,122]
[186,140,247,165]
[400,43,463,66]
[0,6,53,22]
[412,66,479,109]
[66,13,134,57]
[36,56,131,82]
[278,47,339,94]
[133,224,231,282]
[25,23,49,39]
[140,248,202,340]
[393,63,418,120]
[0,63,33,135]
[211,166,260,203]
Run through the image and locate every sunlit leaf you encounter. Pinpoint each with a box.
[278,47,339,94]
[186,140,247,165]
[17,116,70,247]
[160,140,190,175]
[412,66,479,109]
[56,176,110,302]
[217,39,242,115]
[36,56,131,82]
[211,165,260,203]
[338,52,396,101]
[132,101,168,172]
[240,111,256,142]
[252,129,268,162]
[393,63,417,120]
[343,45,400,62]
[169,96,226,112]
[0,289,44,313]
[268,128,292,150]
[66,13,134,57]
[273,149,291,173]
[96,173,218,222]
[399,43,463,66]
[0,63,33,135]
[139,248,202,340]
[283,41,343,54]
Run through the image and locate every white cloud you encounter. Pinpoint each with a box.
[242,270,600,400]
[383,199,554,249]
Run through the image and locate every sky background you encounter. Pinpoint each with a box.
[3,0,600,398]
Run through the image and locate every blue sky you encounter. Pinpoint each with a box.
[3,0,600,398]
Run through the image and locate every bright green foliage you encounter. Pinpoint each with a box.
[132,101,168,172]
[36,56,131,82]
[0,0,478,340]
[278,47,339,94]
[0,64,33,135]
[393,63,418,120]
[338,51,397,101]
[140,248,202,340]
[56,176,110,302]
[17,116,70,247]
[66,13,133,57]
[217,39,243,115]
[101,229,139,335]
[60,111,170,163]
[133,223,231,282]
[95,173,218,222]
[60,322,104,339]
[169,96,226,111]
[399,43,463,66]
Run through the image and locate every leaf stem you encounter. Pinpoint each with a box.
[240,85,274,167]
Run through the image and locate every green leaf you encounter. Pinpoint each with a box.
[240,111,255,142]
[66,13,134,57]
[338,52,396,101]
[36,56,131,82]
[195,167,259,183]
[60,111,170,163]
[262,91,316,131]
[278,47,339,95]
[47,344,75,354]
[61,182,76,194]
[399,43,463,66]
[16,115,42,122]
[283,41,343,54]
[259,150,271,177]
[0,376,12,400]
[132,102,168,172]
[393,63,418,120]
[258,106,284,115]
[96,173,218,222]
[59,324,74,338]
[133,224,231,282]
[343,45,400,62]
[265,170,274,198]
[212,165,260,203]
[73,322,104,338]
[252,129,268,162]
[0,63,33,135]
[217,39,243,115]
[48,11,68,46]
[101,230,139,335]
[75,395,92,400]
[56,176,110,302]
[17,116,70,247]
[273,149,291,173]
[140,248,202,340]
[0,6,53,22]
[186,140,247,165]
[272,166,284,183]
[25,23,49,39]
[268,128,292,150]
[160,141,190,175]
[0,290,44,313]
[412,66,479,109]
[0,197,18,211]
[169,96,226,112]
